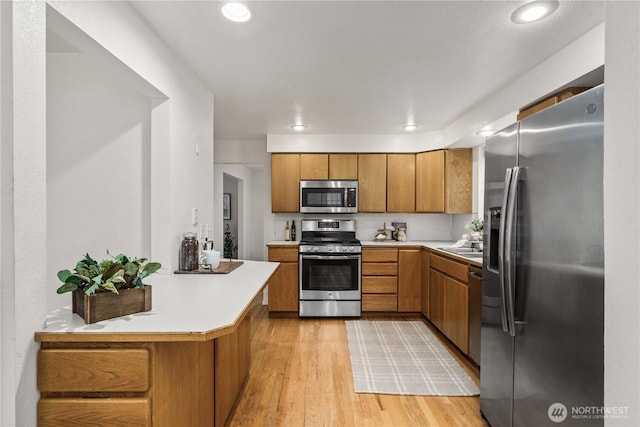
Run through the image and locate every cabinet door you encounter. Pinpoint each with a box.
[387,154,416,212]
[444,276,469,354]
[300,154,328,180]
[428,268,445,331]
[416,151,445,212]
[358,154,387,212]
[420,250,430,317]
[444,149,472,214]
[398,250,421,312]
[329,154,358,180]
[271,154,300,212]
[268,262,298,312]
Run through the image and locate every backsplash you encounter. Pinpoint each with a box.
[270,213,470,242]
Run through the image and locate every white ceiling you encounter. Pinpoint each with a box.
[130,1,605,141]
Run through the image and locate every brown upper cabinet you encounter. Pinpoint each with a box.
[271,153,300,212]
[416,150,445,212]
[517,87,588,121]
[444,149,472,213]
[271,149,472,214]
[358,154,387,213]
[416,149,472,214]
[329,154,358,180]
[387,154,416,213]
[298,153,358,180]
[300,154,329,180]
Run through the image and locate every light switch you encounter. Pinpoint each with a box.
[192,208,199,226]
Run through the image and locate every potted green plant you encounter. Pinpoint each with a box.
[465,219,484,241]
[56,252,161,324]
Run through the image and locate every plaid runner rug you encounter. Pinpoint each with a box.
[345,320,480,396]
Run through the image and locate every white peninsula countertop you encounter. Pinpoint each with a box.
[35,259,279,343]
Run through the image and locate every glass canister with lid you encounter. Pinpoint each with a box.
[179,232,199,271]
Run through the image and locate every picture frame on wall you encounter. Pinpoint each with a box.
[223,193,231,220]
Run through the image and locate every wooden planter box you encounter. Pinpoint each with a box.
[72,285,152,324]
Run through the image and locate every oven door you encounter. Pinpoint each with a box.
[299,254,361,300]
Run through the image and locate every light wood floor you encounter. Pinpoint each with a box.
[227,304,489,427]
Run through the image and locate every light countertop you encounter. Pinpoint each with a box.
[268,240,483,266]
[35,259,279,342]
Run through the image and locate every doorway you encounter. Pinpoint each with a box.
[223,173,240,259]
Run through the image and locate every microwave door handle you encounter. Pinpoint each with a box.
[498,168,513,334]
[504,166,521,337]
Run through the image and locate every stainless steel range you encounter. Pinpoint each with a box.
[298,219,361,317]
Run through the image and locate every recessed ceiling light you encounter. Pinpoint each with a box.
[290,124,307,131]
[403,124,419,131]
[221,3,252,23]
[476,129,496,137]
[511,1,558,24]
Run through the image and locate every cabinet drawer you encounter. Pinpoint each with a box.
[430,253,469,283]
[39,397,150,427]
[362,249,398,262]
[362,262,398,276]
[268,247,299,262]
[362,276,397,293]
[38,349,150,392]
[362,294,398,312]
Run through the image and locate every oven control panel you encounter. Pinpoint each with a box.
[299,245,362,254]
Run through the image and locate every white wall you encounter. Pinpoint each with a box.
[604,2,640,425]
[48,1,215,272]
[46,51,154,311]
[1,1,214,424]
[1,2,47,425]
[267,131,444,153]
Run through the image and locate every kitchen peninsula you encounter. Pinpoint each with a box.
[34,260,279,427]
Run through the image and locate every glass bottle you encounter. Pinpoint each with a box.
[291,220,296,241]
[179,232,199,271]
[284,221,291,241]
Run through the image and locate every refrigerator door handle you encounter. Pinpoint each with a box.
[504,166,521,337]
[498,168,513,333]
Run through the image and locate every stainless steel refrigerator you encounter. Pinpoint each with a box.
[481,84,604,427]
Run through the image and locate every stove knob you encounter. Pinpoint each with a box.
[328,247,333,252]
[313,247,319,252]
[342,247,348,252]
[349,246,355,252]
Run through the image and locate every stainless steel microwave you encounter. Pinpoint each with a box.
[300,180,358,213]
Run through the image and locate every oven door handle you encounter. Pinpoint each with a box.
[300,255,361,261]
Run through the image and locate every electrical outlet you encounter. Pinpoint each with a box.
[192,208,199,226]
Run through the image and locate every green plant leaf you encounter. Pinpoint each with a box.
[124,262,139,276]
[69,274,90,285]
[110,275,126,284]
[84,282,99,295]
[56,282,78,294]
[92,274,103,286]
[132,277,144,288]
[141,262,161,276]
[83,253,97,266]
[102,281,119,294]
[57,269,72,282]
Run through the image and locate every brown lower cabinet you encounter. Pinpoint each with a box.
[267,245,299,313]
[397,249,422,312]
[362,248,398,312]
[428,252,470,355]
[265,243,475,359]
[37,315,252,427]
